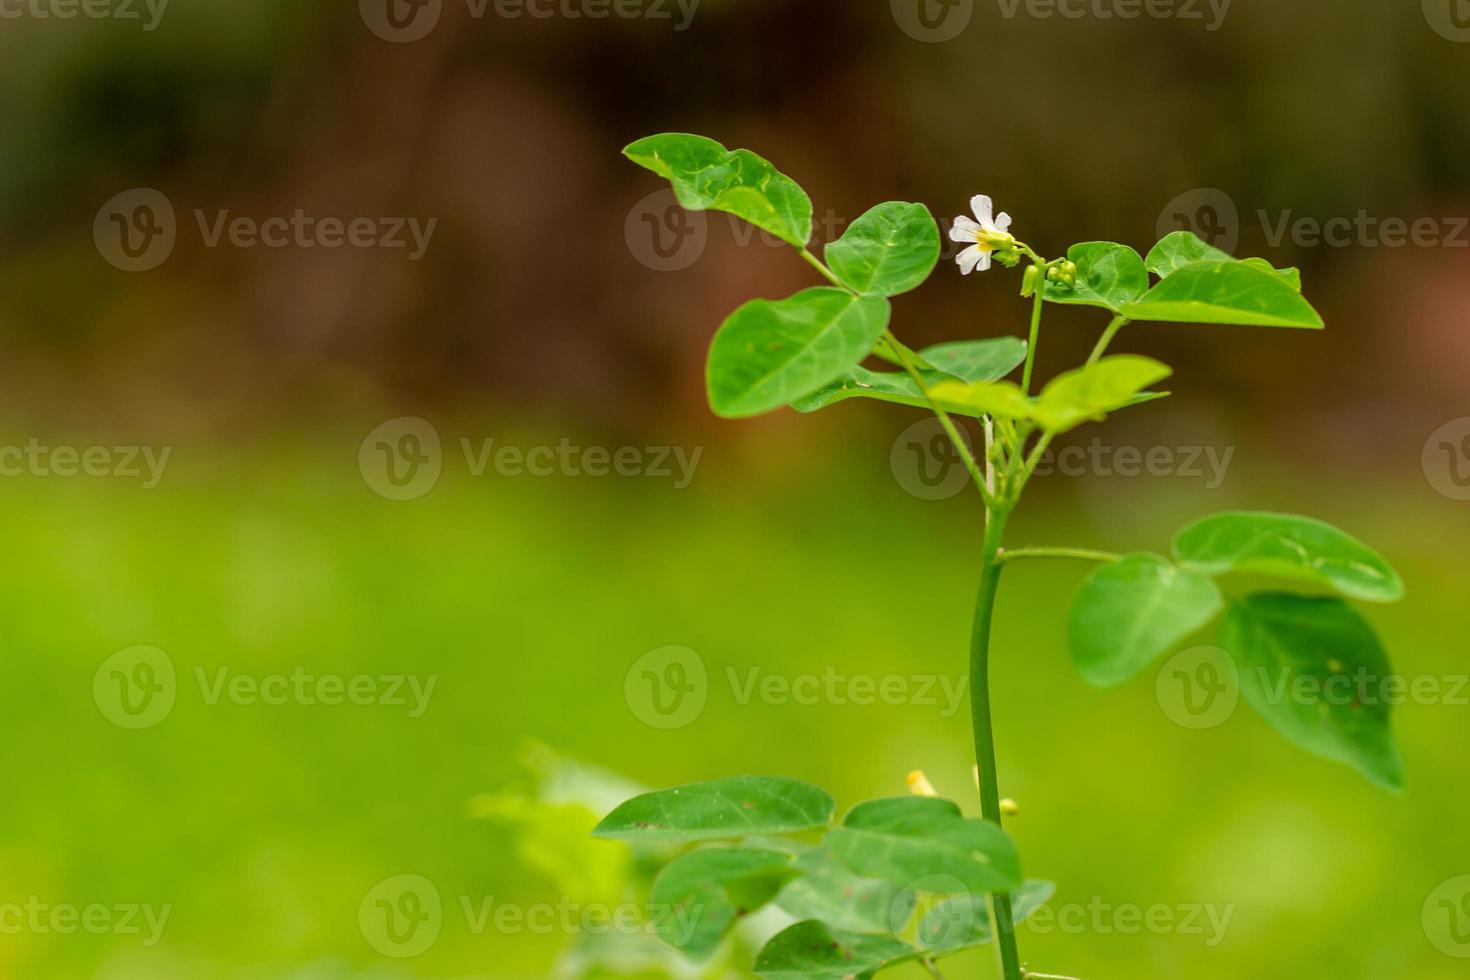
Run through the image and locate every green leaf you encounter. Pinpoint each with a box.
[708,288,891,418]
[925,379,1034,423]
[1121,261,1324,329]
[651,847,798,961]
[775,847,902,934]
[827,797,1022,894]
[1043,242,1149,312]
[1033,355,1174,434]
[755,921,917,979]
[790,338,1027,415]
[1222,594,1404,792]
[1240,257,1302,291]
[917,880,1056,956]
[921,338,1029,382]
[1174,512,1404,603]
[624,133,813,247]
[1069,554,1225,687]
[593,776,837,843]
[825,201,941,297]
[1145,230,1233,279]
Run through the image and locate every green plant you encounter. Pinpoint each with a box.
[596,133,1405,979]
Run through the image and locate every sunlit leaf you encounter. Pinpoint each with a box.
[708,288,891,418]
[625,133,813,246]
[1043,242,1148,312]
[825,201,941,297]
[1145,230,1233,278]
[1174,512,1404,603]
[1069,554,1224,687]
[775,847,901,934]
[594,776,836,843]
[1121,261,1323,329]
[791,338,1026,415]
[1033,356,1174,433]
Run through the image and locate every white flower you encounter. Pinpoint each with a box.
[949,194,1015,275]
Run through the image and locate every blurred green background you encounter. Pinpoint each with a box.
[1,1,1469,977]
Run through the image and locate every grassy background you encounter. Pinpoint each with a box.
[0,418,1465,979]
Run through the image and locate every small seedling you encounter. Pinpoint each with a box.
[597,133,1404,979]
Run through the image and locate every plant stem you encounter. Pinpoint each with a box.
[999,547,1121,565]
[920,958,946,979]
[889,337,998,511]
[1087,315,1129,365]
[1021,284,1046,395]
[970,506,1024,980]
[798,247,846,288]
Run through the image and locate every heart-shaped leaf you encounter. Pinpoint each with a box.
[825,201,941,297]
[827,797,1022,894]
[1033,356,1174,433]
[791,338,1027,415]
[1174,512,1404,603]
[625,133,813,247]
[1121,260,1324,329]
[1043,242,1149,312]
[708,288,891,418]
[1145,230,1233,278]
[755,921,917,979]
[593,776,836,843]
[651,847,798,960]
[1069,554,1225,687]
[1222,593,1404,792]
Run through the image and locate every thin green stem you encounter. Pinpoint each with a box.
[1021,284,1046,395]
[999,547,1121,565]
[920,958,946,979]
[1023,972,1086,980]
[889,336,998,511]
[970,507,1023,980]
[1087,315,1129,365]
[798,247,846,288]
